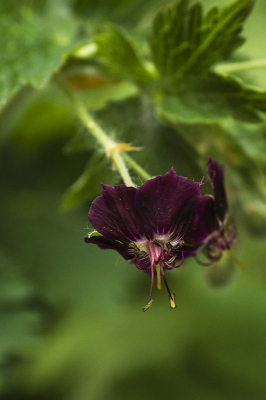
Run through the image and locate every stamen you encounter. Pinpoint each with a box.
[164,247,185,269]
[227,250,245,270]
[160,263,176,310]
[172,247,185,269]
[142,299,153,312]
[156,263,162,290]
[129,242,140,251]
[169,293,177,309]
[167,256,176,265]
[142,263,155,312]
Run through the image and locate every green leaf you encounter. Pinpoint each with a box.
[150,0,254,77]
[61,152,116,210]
[94,24,154,85]
[73,0,174,28]
[226,122,266,166]
[0,7,80,104]
[155,72,266,124]
[63,128,95,154]
[0,248,46,389]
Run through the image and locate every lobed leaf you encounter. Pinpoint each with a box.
[150,0,254,77]
[155,72,266,125]
[94,24,154,85]
[0,7,80,104]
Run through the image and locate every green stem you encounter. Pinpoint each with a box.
[57,78,138,187]
[65,89,115,149]
[214,59,266,74]
[111,150,135,187]
[74,100,135,187]
[121,152,152,181]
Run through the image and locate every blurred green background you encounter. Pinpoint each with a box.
[1,0,266,399]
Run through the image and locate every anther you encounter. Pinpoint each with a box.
[169,293,176,309]
[129,242,140,251]
[142,299,153,312]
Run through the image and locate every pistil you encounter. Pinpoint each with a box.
[156,263,162,290]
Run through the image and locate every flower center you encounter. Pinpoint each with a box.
[129,237,184,312]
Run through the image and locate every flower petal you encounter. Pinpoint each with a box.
[186,195,219,245]
[135,168,202,239]
[207,157,228,221]
[84,235,133,261]
[88,184,143,242]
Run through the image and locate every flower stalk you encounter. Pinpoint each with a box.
[110,148,135,187]
[57,77,150,187]
[121,151,152,181]
[65,88,135,185]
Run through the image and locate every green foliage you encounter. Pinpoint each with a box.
[80,0,265,126]
[155,72,266,124]
[150,0,254,76]
[0,248,48,395]
[63,128,96,154]
[2,1,266,399]
[61,152,116,210]
[94,24,154,85]
[226,122,266,166]
[72,0,173,28]
[148,0,266,126]
[0,5,80,104]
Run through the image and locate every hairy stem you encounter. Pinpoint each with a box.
[111,149,135,187]
[63,86,115,149]
[57,78,144,187]
[121,152,152,181]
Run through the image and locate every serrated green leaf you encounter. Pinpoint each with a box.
[0,7,80,104]
[94,24,154,85]
[61,152,116,210]
[150,0,254,77]
[155,72,266,124]
[150,0,189,75]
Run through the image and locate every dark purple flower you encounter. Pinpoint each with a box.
[85,168,203,311]
[186,157,237,265]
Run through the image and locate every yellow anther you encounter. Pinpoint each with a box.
[129,242,140,251]
[142,299,153,312]
[169,293,176,309]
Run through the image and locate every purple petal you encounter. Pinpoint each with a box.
[88,184,143,242]
[186,195,219,246]
[84,235,134,261]
[180,194,220,260]
[207,157,228,221]
[135,168,202,239]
